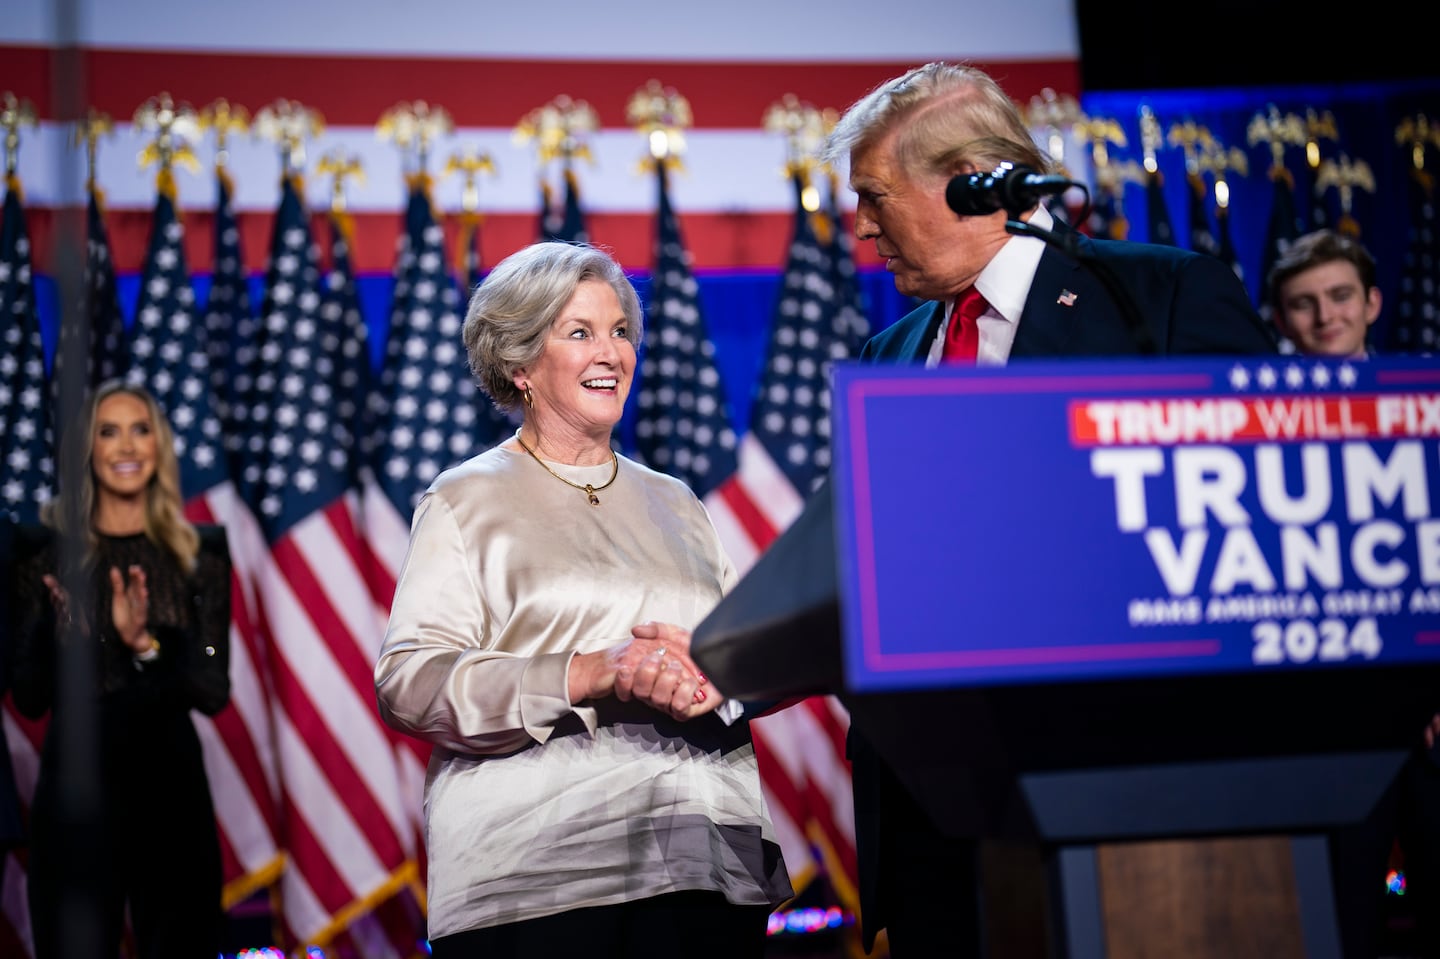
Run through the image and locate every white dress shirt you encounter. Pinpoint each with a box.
[926,203,1053,368]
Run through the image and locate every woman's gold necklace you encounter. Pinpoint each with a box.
[515,433,619,506]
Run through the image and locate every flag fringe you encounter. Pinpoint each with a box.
[291,858,423,953]
[805,820,859,916]
[801,822,874,959]
[221,851,287,911]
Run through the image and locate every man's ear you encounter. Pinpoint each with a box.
[1364,287,1382,328]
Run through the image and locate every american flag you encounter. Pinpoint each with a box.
[125,184,227,496]
[1389,153,1440,354]
[449,206,516,450]
[366,175,495,529]
[1304,156,1331,231]
[1257,167,1302,327]
[634,163,738,498]
[362,175,508,666]
[558,167,589,244]
[712,175,853,502]
[536,179,558,243]
[457,207,484,295]
[361,175,505,949]
[1087,183,1130,240]
[0,174,51,525]
[321,209,373,484]
[1185,171,1220,258]
[539,165,589,244]
[194,165,287,912]
[84,184,130,386]
[822,173,871,358]
[204,168,256,460]
[362,174,497,673]
[0,170,53,959]
[235,172,425,954]
[1216,201,1245,282]
[1144,168,1176,246]
[700,172,860,919]
[121,178,286,917]
[51,183,128,406]
[315,206,437,955]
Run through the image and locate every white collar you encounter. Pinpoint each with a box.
[970,203,1052,324]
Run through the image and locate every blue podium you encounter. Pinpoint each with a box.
[692,355,1440,958]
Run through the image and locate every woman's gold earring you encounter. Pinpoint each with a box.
[523,385,535,410]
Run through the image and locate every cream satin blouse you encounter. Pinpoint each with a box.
[375,444,793,938]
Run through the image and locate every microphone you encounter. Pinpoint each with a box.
[946,162,1077,217]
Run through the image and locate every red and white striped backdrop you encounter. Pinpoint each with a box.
[4,0,1080,275]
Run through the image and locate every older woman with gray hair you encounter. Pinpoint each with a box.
[374,240,792,957]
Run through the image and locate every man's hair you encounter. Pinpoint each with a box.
[822,61,1052,179]
[1267,229,1377,308]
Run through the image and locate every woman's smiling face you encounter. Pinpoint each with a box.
[519,279,636,440]
[91,391,158,501]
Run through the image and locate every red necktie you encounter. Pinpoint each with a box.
[942,287,987,363]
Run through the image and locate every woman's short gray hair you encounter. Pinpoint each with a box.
[462,241,643,412]
[822,61,1052,180]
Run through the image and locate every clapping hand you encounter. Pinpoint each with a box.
[109,564,152,653]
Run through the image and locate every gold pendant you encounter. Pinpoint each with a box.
[586,486,600,506]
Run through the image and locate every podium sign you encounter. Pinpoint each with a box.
[831,355,1440,693]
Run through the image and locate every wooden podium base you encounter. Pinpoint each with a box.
[980,836,1323,959]
[1097,837,1307,959]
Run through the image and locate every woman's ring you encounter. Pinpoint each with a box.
[657,647,667,657]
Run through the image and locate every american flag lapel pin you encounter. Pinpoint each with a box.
[1057,289,1078,306]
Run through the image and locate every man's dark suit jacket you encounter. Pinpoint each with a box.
[850,225,1280,952]
[861,227,1277,365]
